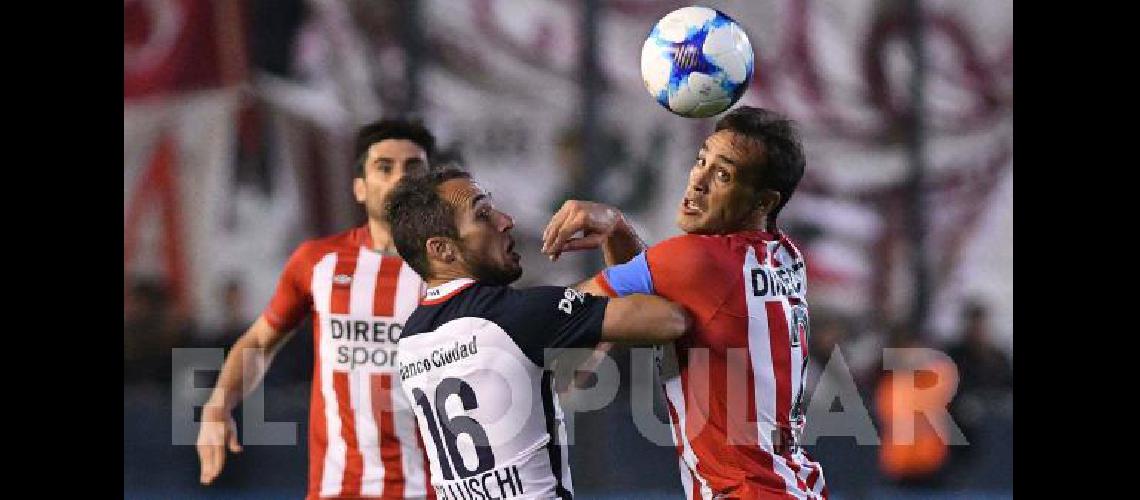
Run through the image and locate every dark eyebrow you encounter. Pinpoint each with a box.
[714,154,739,167]
[470,193,488,209]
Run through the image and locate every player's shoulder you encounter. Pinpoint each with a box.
[288,226,364,263]
[776,232,806,262]
[647,233,738,273]
[402,283,507,338]
[304,226,364,252]
[462,284,582,331]
[650,233,722,258]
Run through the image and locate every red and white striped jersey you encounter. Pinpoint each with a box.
[596,230,828,500]
[264,225,434,500]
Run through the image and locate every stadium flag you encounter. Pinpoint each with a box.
[125,0,369,326]
[124,133,190,317]
[124,0,246,101]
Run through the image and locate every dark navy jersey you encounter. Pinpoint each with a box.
[396,278,608,500]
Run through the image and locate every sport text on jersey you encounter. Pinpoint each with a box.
[326,314,403,370]
[433,464,525,500]
[399,335,479,381]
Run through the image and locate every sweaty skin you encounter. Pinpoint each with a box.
[439,178,485,214]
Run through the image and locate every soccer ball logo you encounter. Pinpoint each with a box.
[640,6,754,118]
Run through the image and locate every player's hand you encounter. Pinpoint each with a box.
[542,200,625,261]
[197,406,243,485]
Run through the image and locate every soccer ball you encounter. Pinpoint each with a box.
[640,6,754,118]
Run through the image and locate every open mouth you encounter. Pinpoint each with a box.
[507,239,519,260]
[681,197,703,215]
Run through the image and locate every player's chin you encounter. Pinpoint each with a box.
[675,212,706,233]
[497,264,523,286]
[487,258,523,286]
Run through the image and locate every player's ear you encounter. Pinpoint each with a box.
[756,189,781,216]
[353,176,367,204]
[425,236,458,265]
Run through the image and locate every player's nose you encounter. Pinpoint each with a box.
[689,167,710,192]
[495,210,514,232]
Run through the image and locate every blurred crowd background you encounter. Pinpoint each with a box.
[124,0,1012,498]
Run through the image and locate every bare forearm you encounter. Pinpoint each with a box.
[601,294,690,344]
[601,215,645,266]
[205,319,287,412]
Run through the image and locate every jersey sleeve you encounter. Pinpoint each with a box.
[261,243,313,332]
[593,251,654,298]
[642,235,721,305]
[491,286,609,367]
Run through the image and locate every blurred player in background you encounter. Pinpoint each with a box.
[385,169,690,499]
[543,106,828,499]
[197,119,439,499]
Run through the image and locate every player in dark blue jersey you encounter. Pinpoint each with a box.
[385,168,690,500]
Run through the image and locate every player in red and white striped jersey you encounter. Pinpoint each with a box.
[544,107,828,499]
[198,119,438,500]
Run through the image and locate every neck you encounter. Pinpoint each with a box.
[367,218,396,253]
[426,268,475,289]
[733,211,771,233]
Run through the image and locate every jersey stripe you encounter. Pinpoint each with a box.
[372,373,406,499]
[766,300,793,444]
[330,251,364,496]
[392,393,427,499]
[393,266,432,499]
[374,256,403,316]
[395,262,425,322]
[779,455,811,499]
[351,249,381,315]
[334,371,364,496]
[675,454,693,500]
[331,255,355,315]
[662,344,713,500]
[742,245,796,498]
[313,253,349,497]
[766,245,810,498]
[309,322,328,496]
[351,250,385,496]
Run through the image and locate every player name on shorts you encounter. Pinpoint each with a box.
[399,335,480,381]
[432,464,525,500]
[326,315,404,370]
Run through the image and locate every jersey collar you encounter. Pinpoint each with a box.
[421,278,477,305]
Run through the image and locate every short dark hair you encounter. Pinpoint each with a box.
[385,168,472,278]
[714,106,806,221]
[353,118,437,177]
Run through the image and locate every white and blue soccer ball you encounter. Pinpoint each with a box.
[640,6,754,118]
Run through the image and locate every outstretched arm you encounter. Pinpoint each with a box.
[197,316,294,485]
